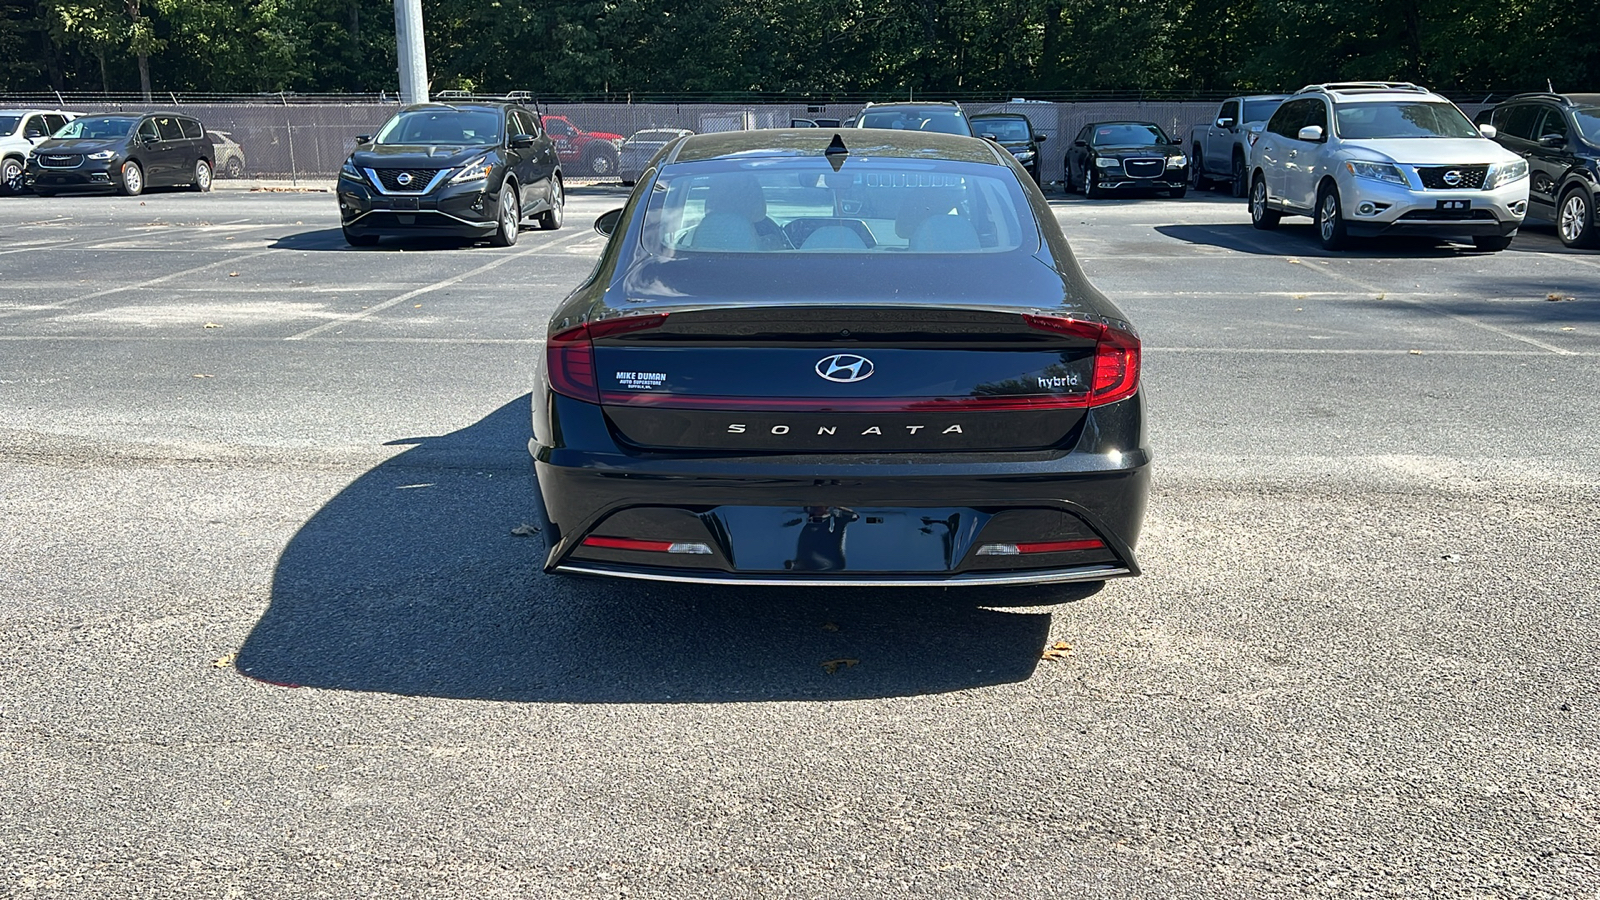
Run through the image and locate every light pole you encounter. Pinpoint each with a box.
[393,0,429,104]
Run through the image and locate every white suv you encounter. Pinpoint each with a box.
[1247,83,1529,251]
[1,109,76,194]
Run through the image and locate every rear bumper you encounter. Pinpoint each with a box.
[530,391,1150,585]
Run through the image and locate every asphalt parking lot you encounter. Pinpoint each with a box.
[2,184,1597,898]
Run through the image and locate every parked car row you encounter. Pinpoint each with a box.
[1,107,251,196]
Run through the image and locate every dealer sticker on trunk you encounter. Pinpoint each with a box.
[615,371,666,390]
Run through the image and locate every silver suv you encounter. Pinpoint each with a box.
[1247,83,1529,251]
[1,109,76,194]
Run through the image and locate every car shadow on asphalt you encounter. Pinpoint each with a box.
[268,229,482,252]
[1154,223,1496,258]
[234,395,1086,703]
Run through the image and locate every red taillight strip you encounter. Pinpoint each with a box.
[547,314,671,404]
[1016,539,1105,553]
[596,391,1092,412]
[582,535,675,552]
[1023,314,1141,408]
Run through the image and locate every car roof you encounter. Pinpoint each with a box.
[1503,92,1600,108]
[1087,120,1163,128]
[860,102,963,112]
[668,129,1004,165]
[0,108,75,115]
[970,112,1028,120]
[399,102,512,113]
[1295,82,1442,102]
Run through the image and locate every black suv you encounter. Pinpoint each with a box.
[1477,92,1600,248]
[849,102,976,137]
[971,112,1046,183]
[26,113,213,196]
[337,96,563,247]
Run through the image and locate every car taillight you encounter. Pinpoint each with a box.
[547,314,669,403]
[1022,314,1142,407]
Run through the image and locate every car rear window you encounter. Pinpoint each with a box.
[179,118,203,139]
[974,118,1031,142]
[857,110,970,136]
[640,158,1035,256]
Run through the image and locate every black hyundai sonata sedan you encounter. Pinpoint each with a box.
[530,129,1149,586]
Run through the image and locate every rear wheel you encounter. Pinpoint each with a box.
[1249,174,1280,230]
[1,157,23,194]
[1190,148,1206,190]
[342,227,378,247]
[1473,234,1514,252]
[118,161,143,197]
[1316,184,1348,250]
[224,157,245,178]
[1231,153,1248,198]
[490,187,521,247]
[586,148,617,177]
[1557,187,1597,248]
[536,176,564,230]
[190,159,213,192]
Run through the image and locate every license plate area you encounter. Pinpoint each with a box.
[1436,199,1470,211]
[391,197,419,210]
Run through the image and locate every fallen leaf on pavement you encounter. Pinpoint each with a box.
[510,523,540,537]
[192,374,213,378]
[203,322,222,328]
[1042,640,1074,661]
[821,658,858,675]
[228,272,240,277]
[212,652,237,669]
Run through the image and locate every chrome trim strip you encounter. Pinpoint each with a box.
[362,167,451,196]
[346,208,491,228]
[36,156,82,169]
[554,563,1131,587]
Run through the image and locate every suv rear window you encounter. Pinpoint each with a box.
[1334,102,1479,139]
[641,159,1034,256]
[857,109,970,136]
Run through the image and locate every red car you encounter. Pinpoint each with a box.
[541,115,623,177]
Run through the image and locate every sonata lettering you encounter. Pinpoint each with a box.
[723,423,966,436]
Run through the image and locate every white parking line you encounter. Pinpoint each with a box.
[0,248,277,319]
[285,229,599,340]
[1287,257,1577,356]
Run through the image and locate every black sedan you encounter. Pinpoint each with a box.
[529,129,1150,587]
[1064,121,1189,198]
[337,100,563,247]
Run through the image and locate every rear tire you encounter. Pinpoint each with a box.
[1557,186,1597,248]
[190,159,213,192]
[1473,234,1514,252]
[118,161,143,197]
[1316,183,1349,251]
[536,176,564,230]
[1249,174,1280,230]
[490,187,521,247]
[343,227,378,247]
[224,157,245,179]
[1231,153,1248,198]
[1085,173,1101,199]
[586,148,618,177]
[1190,148,1206,190]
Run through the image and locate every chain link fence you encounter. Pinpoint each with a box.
[0,95,1494,185]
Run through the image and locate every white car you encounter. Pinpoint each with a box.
[0,109,77,194]
[1247,83,1529,251]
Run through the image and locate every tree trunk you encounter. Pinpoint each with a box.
[138,53,151,99]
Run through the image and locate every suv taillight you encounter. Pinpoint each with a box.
[1022,314,1142,407]
[547,314,669,403]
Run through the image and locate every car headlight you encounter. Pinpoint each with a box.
[1345,160,1407,185]
[1094,157,1116,168]
[1014,149,1035,162]
[449,154,493,184]
[1167,154,1188,168]
[1484,159,1529,189]
[339,159,362,181]
[86,150,117,160]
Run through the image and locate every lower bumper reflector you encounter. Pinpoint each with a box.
[582,536,714,555]
[976,539,1105,556]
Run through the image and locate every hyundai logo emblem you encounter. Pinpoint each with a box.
[1442,169,1462,186]
[815,354,874,383]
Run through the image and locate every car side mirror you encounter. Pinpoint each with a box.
[1216,117,1236,130]
[1296,124,1324,142]
[1476,124,1497,139]
[25,127,44,139]
[980,132,998,141]
[594,207,624,237]
[354,134,372,144]
[1538,133,1564,148]
[1033,134,1046,143]
[510,133,536,149]
[1074,139,1087,148]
